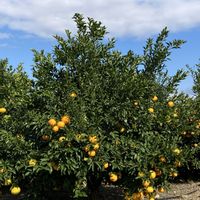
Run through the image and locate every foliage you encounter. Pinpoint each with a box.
[0,13,199,200]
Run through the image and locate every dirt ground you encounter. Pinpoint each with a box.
[98,180,200,200]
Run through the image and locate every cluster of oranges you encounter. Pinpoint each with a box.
[124,170,165,200]
[3,178,21,196]
[48,115,70,133]
[148,96,175,114]
[84,135,100,158]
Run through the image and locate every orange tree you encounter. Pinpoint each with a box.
[0,13,198,200]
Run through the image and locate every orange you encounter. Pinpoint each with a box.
[173,148,181,155]
[149,170,156,179]
[48,118,56,126]
[0,107,6,113]
[52,126,59,133]
[11,186,21,195]
[143,180,150,187]
[57,121,65,128]
[158,187,165,193]
[84,145,90,152]
[88,150,96,157]
[148,108,154,113]
[61,115,70,125]
[109,173,118,182]
[70,92,77,97]
[152,96,158,102]
[93,143,100,150]
[132,192,143,200]
[103,162,109,169]
[59,136,66,142]
[4,179,12,186]
[167,101,174,107]
[89,135,98,144]
[146,186,154,193]
[29,159,37,167]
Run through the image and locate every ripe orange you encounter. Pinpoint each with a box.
[48,118,57,126]
[61,115,70,125]
[148,108,154,113]
[57,121,65,128]
[11,186,21,195]
[149,170,156,179]
[167,101,174,107]
[152,96,158,102]
[84,145,90,152]
[0,107,6,113]
[52,126,59,133]
[89,135,98,144]
[103,162,109,169]
[173,148,181,155]
[132,192,143,200]
[172,172,178,177]
[158,187,165,193]
[88,150,96,157]
[146,186,154,193]
[93,143,100,150]
[29,159,37,167]
[109,173,118,182]
[69,92,77,97]
[143,180,150,187]
[59,136,66,142]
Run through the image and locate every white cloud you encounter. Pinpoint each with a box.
[0,0,200,38]
[0,32,11,39]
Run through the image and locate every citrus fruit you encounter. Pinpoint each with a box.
[57,121,65,128]
[148,108,154,113]
[48,118,56,126]
[69,92,77,97]
[11,186,21,195]
[93,143,100,150]
[4,179,12,186]
[109,173,118,182]
[167,101,174,107]
[61,115,71,125]
[59,136,66,142]
[103,162,109,169]
[146,186,154,193]
[88,150,96,157]
[158,187,165,193]
[52,126,59,132]
[29,159,37,167]
[89,135,98,144]
[152,96,158,102]
[0,107,6,113]
[143,180,150,187]
[149,170,156,179]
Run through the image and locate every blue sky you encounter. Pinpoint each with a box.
[0,0,200,95]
